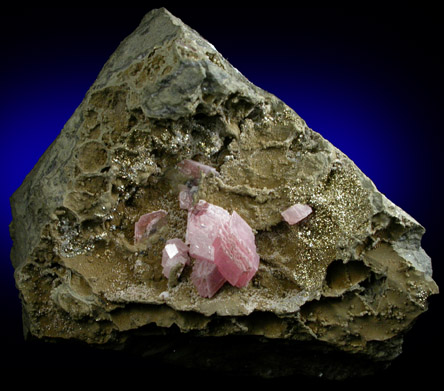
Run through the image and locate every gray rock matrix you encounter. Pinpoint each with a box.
[10,8,438,379]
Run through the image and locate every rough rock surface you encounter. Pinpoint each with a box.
[9,8,439,379]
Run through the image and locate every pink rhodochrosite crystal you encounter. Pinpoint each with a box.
[281,204,312,225]
[186,200,260,295]
[161,238,190,279]
[134,210,168,244]
[186,200,230,263]
[190,259,227,298]
[213,211,260,287]
[177,159,219,179]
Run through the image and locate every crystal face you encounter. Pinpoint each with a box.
[190,258,227,298]
[213,211,259,287]
[186,200,231,263]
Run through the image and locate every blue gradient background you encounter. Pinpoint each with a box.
[1,7,442,382]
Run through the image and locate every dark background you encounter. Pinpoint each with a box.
[1,6,442,385]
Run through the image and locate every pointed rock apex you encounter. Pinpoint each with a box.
[93,7,260,120]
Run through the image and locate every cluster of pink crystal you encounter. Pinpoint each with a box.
[186,200,259,297]
[135,160,260,298]
[281,203,312,225]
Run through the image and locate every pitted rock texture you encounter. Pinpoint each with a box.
[10,8,438,379]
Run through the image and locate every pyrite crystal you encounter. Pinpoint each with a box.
[9,8,438,379]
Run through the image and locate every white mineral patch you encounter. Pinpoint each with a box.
[159,291,170,300]
[165,243,179,258]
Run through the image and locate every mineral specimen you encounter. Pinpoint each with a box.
[9,8,439,380]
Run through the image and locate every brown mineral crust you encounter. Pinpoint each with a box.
[9,8,438,379]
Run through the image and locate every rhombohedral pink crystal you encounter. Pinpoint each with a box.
[186,200,230,263]
[281,204,312,225]
[186,200,259,296]
[213,211,259,287]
